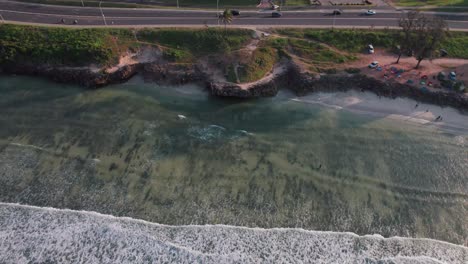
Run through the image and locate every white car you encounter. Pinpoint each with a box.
[365,10,376,15]
[368,44,374,54]
[368,61,379,68]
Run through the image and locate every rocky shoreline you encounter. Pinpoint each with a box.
[1,62,467,112]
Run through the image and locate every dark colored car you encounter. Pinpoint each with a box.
[440,49,448,57]
[332,10,342,15]
[272,11,282,18]
[231,10,240,16]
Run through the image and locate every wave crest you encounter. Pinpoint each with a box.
[1,203,467,264]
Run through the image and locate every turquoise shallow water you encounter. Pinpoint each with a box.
[0,76,467,244]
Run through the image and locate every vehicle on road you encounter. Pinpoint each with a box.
[368,44,374,54]
[231,10,240,16]
[368,61,379,68]
[272,11,282,18]
[365,10,376,15]
[332,10,343,15]
[73,19,78,24]
[218,10,240,17]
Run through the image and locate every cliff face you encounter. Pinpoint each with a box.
[1,61,467,111]
[208,81,279,98]
[285,65,468,111]
[208,64,468,111]
[0,63,140,88]
[0,62,206,88]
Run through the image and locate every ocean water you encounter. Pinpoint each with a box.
[0,75,467,261]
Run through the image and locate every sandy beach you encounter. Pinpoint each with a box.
[290,90,468,135]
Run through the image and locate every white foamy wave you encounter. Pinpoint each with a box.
[187,125,226,141]
[454,135,466,147]
[1,203,467,264]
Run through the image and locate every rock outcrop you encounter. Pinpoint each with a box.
[285,64,468,111]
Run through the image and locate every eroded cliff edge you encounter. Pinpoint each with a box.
[1,60,468,112]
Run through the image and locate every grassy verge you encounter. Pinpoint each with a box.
[237,46,279,83]
[0,24,135,66]
[0,24,253,66]
[137,28,252,62]
[422,7,468,12]
[274,28,468,59]
[265,36,356,73]
[393,0,468,7]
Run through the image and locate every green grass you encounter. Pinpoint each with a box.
[0,24,134,66]
[422,7,468,12]
[137,28,251,55]
[264,36,356,73]
[442,32,468,59]
[0,25,253,66]
[276,29,397,53]
[2,25,467,84]
[137,28,252,62]
[275,28,468,59]
[237,46,279,83]
[394,0,468,7]
[287,38,355,63]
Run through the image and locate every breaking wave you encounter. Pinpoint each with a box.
[1,203,466,264]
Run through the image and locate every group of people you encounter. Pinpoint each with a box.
[414,103,443,121]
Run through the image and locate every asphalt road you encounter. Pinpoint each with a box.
[1,1,468,30]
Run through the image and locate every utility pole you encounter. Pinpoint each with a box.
[217,0,220,26]
[99,1,107,26]
[0,14,5,23]
[81,0,84,7]
[177,0,179,8]
[333,13,336,29]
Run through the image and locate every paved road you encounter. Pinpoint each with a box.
[1,1,468,30]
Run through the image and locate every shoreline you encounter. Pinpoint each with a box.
[289,90,468,135]
[2,61,467,113]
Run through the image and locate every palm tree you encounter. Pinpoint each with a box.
[219,9,233,30]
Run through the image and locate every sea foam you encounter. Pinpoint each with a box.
[0,203,466,264]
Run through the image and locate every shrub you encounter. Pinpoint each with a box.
[345,68,361,74]
[137,28,252,55]
[237,46,278,82]
[163,48,192,62]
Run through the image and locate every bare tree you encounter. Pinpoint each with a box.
[397,11,420,64]
[398,12,448,68]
